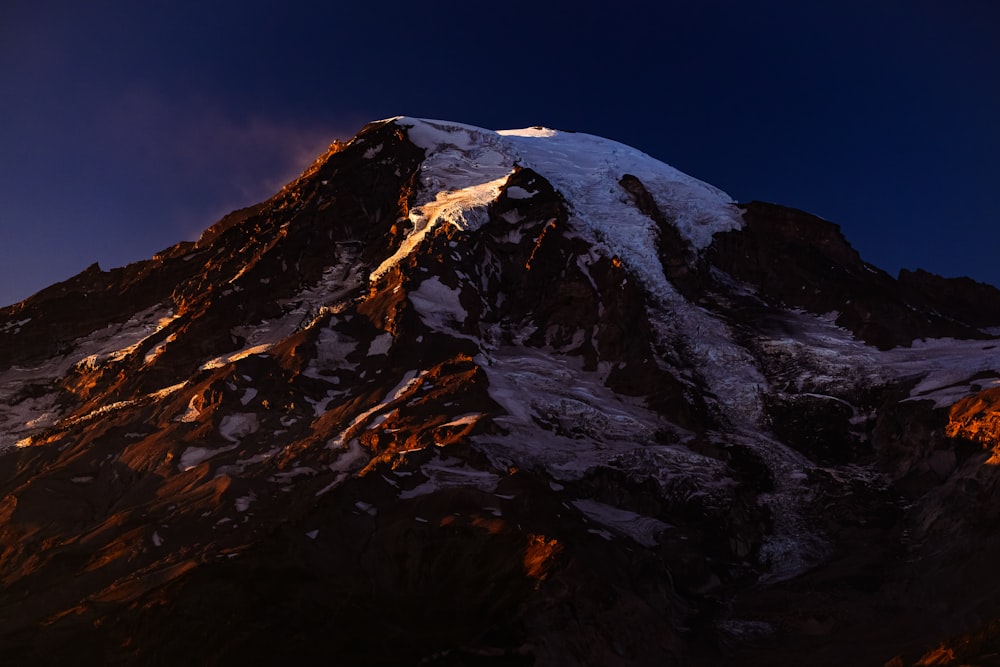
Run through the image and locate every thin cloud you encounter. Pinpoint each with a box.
[101,87,356,235]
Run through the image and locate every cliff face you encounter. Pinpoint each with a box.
[1,117,999,665]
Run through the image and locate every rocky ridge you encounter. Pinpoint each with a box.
[1,117,1000,665]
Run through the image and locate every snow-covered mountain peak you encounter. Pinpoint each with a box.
[4,116,1000,665]
[494,121,743,247]
[376,117,744,287]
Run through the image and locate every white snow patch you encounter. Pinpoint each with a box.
[240,388,258,406]
[409,277,467,331]
[505,185,537,199]
[0,318,31,334]
[200,344,272,371]
[354,500,377,515]
[177,396,202,423]
[437,413,483,429]
[572,498,670,547]
[235,492,256,512]
[179,443,238,471]
[218,413,260,442]
[306,324,358,378]
[316,438,371,496]
[368,332,393,356]
[306,390,341,417]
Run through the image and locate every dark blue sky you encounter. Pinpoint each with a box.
[2,1,998,307]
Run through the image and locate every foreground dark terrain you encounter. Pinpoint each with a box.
[2,117,1000,665]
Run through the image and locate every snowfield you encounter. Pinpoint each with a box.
[385,117,743,290]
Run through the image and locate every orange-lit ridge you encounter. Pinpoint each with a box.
[946,387,1000,464]
[523,533,562,581]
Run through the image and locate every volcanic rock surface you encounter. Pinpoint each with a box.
[2,117,1000,665]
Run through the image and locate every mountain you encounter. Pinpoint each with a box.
[2,117,1000,666]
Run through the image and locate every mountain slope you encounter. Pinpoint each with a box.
[2,117,1000,665]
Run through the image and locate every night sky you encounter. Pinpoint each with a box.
[2,1,998,308]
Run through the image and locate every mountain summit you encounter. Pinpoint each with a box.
[2,117,1000,665]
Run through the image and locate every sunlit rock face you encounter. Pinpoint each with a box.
[947,387,1000,461]
[2,117,1000,665]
